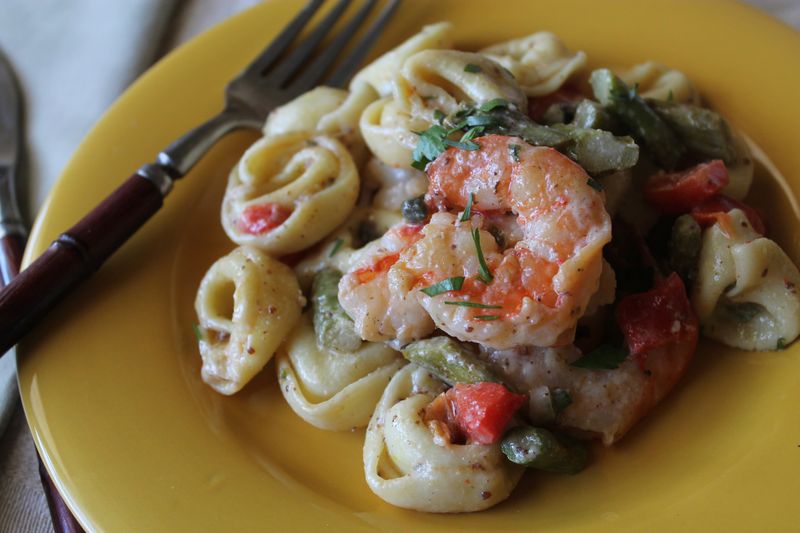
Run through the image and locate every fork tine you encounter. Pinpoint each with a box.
[242,0,325,77]
[287,0,379,92]
[267,0,353,87]
[326,0,401,88]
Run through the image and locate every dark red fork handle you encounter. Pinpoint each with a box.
[0,171,165,357]
[1,224,85,533]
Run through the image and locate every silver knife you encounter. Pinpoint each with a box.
[0,49,27,286]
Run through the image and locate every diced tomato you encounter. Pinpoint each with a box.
[615,272,698,359]
[643,160,729,215]
[528,85,585,122]
[238,203,292,235]
[690,194,767,236]
[398,224,424,237]
[447,382,526,445]
[353,253,399,284]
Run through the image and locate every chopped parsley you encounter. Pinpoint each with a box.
[444,301,502,309]
[509,143,520,162]
[279,368,289,380]
[329,238,344,257]
[776,337,787,350]
[460,193,474,222]
[192,323,203,342]
[433,109,445,124]
[445,138,480,151]
[479,98,510,112]
[411,125,449,170]
[464,63,482,73]
[587,177,604,192]
[472,228,493,283]
[475,315,500,321]
[410,124,479,170]
[420,276,465,297]
[570,344,628,370]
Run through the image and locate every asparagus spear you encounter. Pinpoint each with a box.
[649,100,738,165]
[571,99,617,130]
[311,268,363,353]
[400,336,499,386]
[500,426,588,474]
[590,68,685,169]
[468,105,639,173]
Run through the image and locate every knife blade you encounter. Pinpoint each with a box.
[0,48,27,285]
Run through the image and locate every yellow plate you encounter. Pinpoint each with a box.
[18,1,800,530]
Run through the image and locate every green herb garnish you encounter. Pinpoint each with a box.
[472,228,493,283]
[192,323,203,342]
[329,238,344,257]
[479,98,510,112]
[433,109,445,124]
[444,138,480,151]
[464,63,482,73]
[509,143,520,162]
[411,125,449,170]
[420,276,465,297]
[571,344,628,370]
[776,337,788,350]
[587,177,604,192]
[460,193,474,222]
[279,368,289,380]
[475,315,500,321]
[444,301,502,309]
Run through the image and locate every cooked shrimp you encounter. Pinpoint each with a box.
[484,339,696,445]
[338,222,433,343]
[406,135,611,349]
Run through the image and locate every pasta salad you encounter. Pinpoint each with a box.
[193,22,800,513]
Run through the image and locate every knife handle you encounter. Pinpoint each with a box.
[0,169,170,356]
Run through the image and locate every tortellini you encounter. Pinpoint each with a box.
[195,246,304,395]
[362,49,526,167]
[480,32,586,97]
[263,83,378,163]
[221,132,360,255]
[364,158,428,212]
[395,49,528,120]
[617,61,699,104]
[360,97,429,168]
[363,365,523,513]
[350,22,454,97]
[275,314,405,431]
[693,209,800,350]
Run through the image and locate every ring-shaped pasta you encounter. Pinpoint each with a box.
[617,61,699,104]
[195,246,304,395]
[693,209,800,350]
[222,132,360,255]
[363,364,524,513]
[395,49,528,121]
[263,83,378,164]
[275,314,405,431]
[480,32,587,97]
[350,22,454,97]
[359,97,429,168]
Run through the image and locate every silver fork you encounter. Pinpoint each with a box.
[0,0,401,356]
